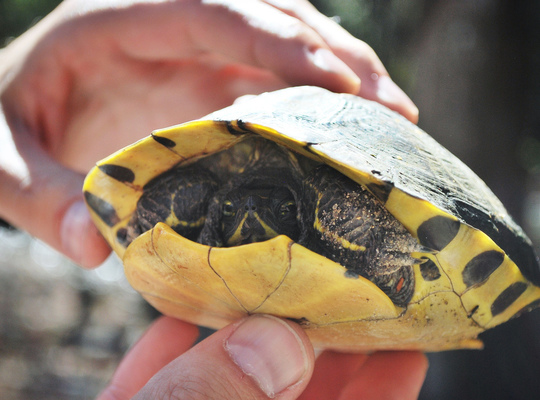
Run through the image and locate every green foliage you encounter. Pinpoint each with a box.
[0,0,62,46]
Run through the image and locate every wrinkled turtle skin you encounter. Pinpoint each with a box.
[83,86,540,352]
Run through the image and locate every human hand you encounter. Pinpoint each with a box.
[0,0,417,268]
[98,315,428,400]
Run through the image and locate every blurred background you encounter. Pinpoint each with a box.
[1,0,539,398]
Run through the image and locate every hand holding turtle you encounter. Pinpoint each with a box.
[0,1,427,398]
[0,0,417,268]
[97,315,428,400]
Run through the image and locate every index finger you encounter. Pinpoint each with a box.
[262,0,419,122]
[53,0,361,94]
[97,317,199,400]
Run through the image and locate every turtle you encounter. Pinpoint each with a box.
[83,86,540,352]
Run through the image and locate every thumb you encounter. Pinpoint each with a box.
[0,114,110,267]
[127,315,314,400]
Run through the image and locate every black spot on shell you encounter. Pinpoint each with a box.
[491,282,528,317]
[462,250,505,288]
[420,259,441,281]
[453,199,540,288]
[225,120,252,135]
[288,317,310,326]
[236,120,253,132]
[84,191,120,227]
[366,181,393,204]
[152,135,177,148]
[417,216,460,251]
[98,164,135,184]
[467,304,479,318]
[116,228,129,247]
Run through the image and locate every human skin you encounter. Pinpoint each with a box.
[0,1,426,398]
[98,315,428,400]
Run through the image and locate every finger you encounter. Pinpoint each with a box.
[262,0,419,123]
[133,315,314,400]
[188,0,361,93]
[339,351,428,400]
[57,0,360,94]
[298,351,369,400]
[0,114,110,268]
[98,317,199,400]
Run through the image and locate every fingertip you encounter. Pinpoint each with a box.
[225,315,315,398]
[61,199,111,268]
[137,316,201,354]
[306,47,361,94]
[375,75,418,122]
[406,106,420,125]
[362,74,419,123]
[408,350,429,380]
[388,351,429,398]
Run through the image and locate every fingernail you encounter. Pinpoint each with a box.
[225,315,309,398]
[308,48,360,89]
[376,75,419,118]
[60,200,89,264]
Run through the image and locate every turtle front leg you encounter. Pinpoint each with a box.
[300,165,422,307]
[127,165,219,245]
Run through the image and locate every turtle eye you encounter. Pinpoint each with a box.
[222,200,235,217]
[279,200,297,218]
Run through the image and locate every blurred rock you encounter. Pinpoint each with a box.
[0,229,153,399]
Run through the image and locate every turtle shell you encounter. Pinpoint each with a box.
[83,86,540,352]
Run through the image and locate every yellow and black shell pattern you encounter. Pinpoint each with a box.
[83,86,540,352]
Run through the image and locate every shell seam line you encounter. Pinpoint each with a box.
[300,312,402,328]
[149,229,238,311]
[441,251,484,329]
[251,239,294,313]
[429,252,485,329]
[207,246,249,313]
[151,133,189,161]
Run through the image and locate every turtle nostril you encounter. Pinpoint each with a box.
[245,196,258,212]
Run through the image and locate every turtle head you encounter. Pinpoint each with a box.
[220,184,300,246]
